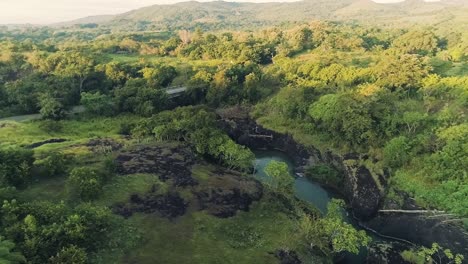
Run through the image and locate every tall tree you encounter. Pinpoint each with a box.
[264,160,294,194]
[46,52,95,95]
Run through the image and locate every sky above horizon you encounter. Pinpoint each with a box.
[0,0,411,24]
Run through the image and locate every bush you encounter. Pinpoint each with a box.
[0,236,25,264]
[118,121,135,135]
[39,94,67,120]
[103,155,118,173]
[80,92,115,116]
[306,164,341,187]
[38,120,63,133]
[1,201,119,263]
[383,136,411,168]
[35,152,68,177]
[402,243,464,264]
[68,167,104,201]
[49,245,87,264]
[219,223,263,249]
[0,147,34,188]
[400,249,425,264]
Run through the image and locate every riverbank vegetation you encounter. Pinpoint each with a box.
[0,13,467,263]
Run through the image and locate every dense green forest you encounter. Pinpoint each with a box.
[0,1,467,263]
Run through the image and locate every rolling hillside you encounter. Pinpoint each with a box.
[56,0,468,30]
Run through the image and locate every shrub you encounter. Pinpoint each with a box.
[49,245,87,264]
[80,92,115,116]
[39,94,67,120]
[220,223,263,249]
[68,167,104,201]
[306,164,341,187]
[35,152,68,177]
[383,136,411,168]
[0,147,34,188]
[118,121,135,135]
[38,120,63,133]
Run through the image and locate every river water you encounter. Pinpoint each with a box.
[254,150,374,264]
[254,151,332,213]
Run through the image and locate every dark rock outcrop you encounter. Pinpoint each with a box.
[194,170,263,218]
[115,142,262,218]
[274,249,303,264]
[114,170,263,219]
[219,118,311,171]
[116,144,198,187]
[86,138,123,153]
[341,158,383,219]
[113,190,188,219]
[27,138,67,149]
[365,213,468,257]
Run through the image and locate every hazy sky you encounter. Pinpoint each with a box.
[0,0,409,24]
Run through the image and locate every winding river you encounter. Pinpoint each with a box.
[254,150,376,264]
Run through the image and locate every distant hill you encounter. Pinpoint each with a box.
[52,15,116,28]
[55,0,468,30]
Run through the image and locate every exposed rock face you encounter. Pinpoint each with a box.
[341,157,383,219]
[274,249,302,264]
[86,138,123,153]
[366,242,412,264]
[219,118,311,170]
[365,214,468,257]
[113,190,188,219]
[194,170,263,218]
[116,144,198,187]
[218,117,384,219]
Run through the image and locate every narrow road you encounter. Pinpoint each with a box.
[0,106,85,122]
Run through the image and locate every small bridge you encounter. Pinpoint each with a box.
[248,134,274,139]
[249,126,274,139]
[164,86,188,97]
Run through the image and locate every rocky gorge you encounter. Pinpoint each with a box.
[217,110,468,262]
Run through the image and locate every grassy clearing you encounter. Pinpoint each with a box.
[191,163,216,183]
[190,200,297,264]
[97,174,168,207]
[122,196,298,264]
[123,213,196,264]
[18,176,68,202]
[0,115,140,151]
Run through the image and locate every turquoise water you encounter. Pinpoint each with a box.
[253,150,375,264]
[253,150,332,214]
